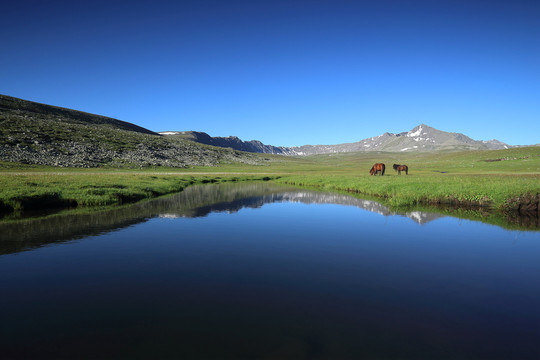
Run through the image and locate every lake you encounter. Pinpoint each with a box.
[1,182,539,359]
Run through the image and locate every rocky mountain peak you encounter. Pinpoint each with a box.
[158,124,511,156]
[161,124,513,156]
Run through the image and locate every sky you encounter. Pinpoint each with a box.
[1,0,539,147]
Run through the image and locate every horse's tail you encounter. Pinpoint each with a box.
[381,164,385,176]
[405,165,408,175]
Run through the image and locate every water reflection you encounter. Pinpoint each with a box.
[157,185,444,225]
[1,182,539,360]
[0,182,535,255]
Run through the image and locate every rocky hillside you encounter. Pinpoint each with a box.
[0,95,272,168]
[162,124,513,156]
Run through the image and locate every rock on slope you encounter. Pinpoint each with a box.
[0,95,271,168]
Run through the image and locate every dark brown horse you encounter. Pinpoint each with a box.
[393,164,408,175]
[370,163,385,176]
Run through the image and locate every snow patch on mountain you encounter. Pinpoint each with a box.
[407,126,424,137]
[161,124,514,156]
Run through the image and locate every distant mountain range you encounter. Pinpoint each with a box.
[159,131,294,155]
[0,94,528,169]
[160,124,513,156]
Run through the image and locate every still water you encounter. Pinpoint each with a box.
[1,182,539,359]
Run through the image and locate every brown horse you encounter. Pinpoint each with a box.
[370,163,385,176]
[393,164,408,175]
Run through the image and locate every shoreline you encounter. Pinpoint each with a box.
[275,176,539,216]
[0,173,537,232]
[0,174,279,217]
[1,173,538,216]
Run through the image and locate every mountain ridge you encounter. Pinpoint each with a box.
[0,94,270,168]
[160,124,514,156]
[0,94,525,166]
[0,94,156,136]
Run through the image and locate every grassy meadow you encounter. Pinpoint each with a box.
[0,146,538,218]
[0,172,277,215]
[273,147,540,209]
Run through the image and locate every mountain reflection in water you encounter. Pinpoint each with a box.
[0,182,532,256]
[2,181,540,360]
[158,187,443,225]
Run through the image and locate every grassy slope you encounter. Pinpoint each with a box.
[0,94,157,151]
[0,95,272,167]
[0,94,156,135]
[0,146,538,216]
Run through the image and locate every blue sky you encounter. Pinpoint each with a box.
[1,0,539,146]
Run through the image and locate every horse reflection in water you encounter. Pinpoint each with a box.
[370,163,385,176]
[393,164,408,175]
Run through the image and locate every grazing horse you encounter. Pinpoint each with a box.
[393,164,408,175]
[370,163,385,176]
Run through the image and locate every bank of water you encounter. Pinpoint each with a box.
[1,182,539,359]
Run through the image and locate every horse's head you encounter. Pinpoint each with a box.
[393,164,399,170]
[369,167,374,175]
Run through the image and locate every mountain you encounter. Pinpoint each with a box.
[297,124,511,154]
[0,95,271,168]
[161,124,512,156]
[0,94,518,169]
[0,94,157,135]
[159,131,295,155]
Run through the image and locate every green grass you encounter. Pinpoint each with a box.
[275,173,538,209]
[1,146,538,217]
[0,173,277,214]
[268,146,540,210]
